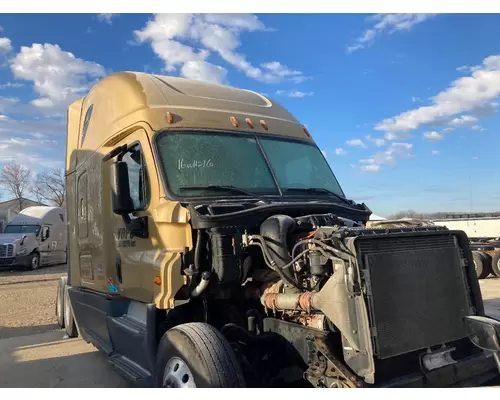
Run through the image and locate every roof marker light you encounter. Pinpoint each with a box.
[166,112,174,124]
[260,120,268,130]
[154,276,161,286]
[245,118,254,129]
[230,116,239,128]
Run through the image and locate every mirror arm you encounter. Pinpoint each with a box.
[121,214,149,239]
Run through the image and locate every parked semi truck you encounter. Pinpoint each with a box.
[55,71,500,388]
[432,214,500,279]
[0,206,67,269]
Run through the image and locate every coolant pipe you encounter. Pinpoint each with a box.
[191,271,211,298]
[261,291,316,312]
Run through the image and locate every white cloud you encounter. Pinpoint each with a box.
[449,115,478,127]
[0,37,12,53]
[346,139,365,147]
[412,96,422,102]
[432,150,439,155]
[0,96,19,113]
[441,127,453,133]
[0,82,24,89]
[358,142,413,171]
[423,131,443,141]
[335,148,346,155]
[0,25,3,32]
[0,114,64,136]
[375,54,500,138]
[365,135,386,147]
[10,43,105,111]
[134,14,308,85]
[360,164,380,172]
[0,135,63,170]
[347,14,436,53]
[97,14,119,25]
[275,89,314,98]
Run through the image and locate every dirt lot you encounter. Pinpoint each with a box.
[0,264,129,387]
[0,264,500,387]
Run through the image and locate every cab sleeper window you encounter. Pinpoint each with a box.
[156,132,279,197]
[121,144,150,210]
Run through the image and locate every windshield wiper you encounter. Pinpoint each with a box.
[179,185,269,203]
[284,187,353,205]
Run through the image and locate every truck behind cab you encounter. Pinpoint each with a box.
[432,214,500,280]
[0,206,67,270]
[57,71,500,388]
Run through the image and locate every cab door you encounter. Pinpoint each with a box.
[109,128,159,302]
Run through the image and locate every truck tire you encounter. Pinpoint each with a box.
[478,252,492,275]
[472,251,490,279]
[64,286,78,338]
[154,322,246,388]
[55,276,67,329]
[491,252,500,278]
[28,253,40,270]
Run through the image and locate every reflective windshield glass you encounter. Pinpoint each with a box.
[259,138,344,196]
[4,225,41,235]
[156,132,279,196]
[156,131,344,198]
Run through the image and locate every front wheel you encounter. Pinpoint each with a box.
[28,253,40,270]
[154,322,246,388]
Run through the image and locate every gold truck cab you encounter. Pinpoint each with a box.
[56,71,500,388]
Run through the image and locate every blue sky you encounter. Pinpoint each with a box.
[0,13,500,216]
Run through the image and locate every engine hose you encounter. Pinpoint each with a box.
[194,230,207,272]
[250,241,302,289]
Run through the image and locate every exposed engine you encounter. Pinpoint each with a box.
[184,207,483,387]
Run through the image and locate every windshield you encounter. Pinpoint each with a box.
[3,224,41,235]
[155,131,345,199]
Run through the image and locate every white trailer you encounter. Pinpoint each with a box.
[432,214,500,279]
[0,206,67,270]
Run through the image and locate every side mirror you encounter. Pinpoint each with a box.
[464,316,500,352]
[110,161,134,215]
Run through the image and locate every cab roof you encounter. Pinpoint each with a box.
[66,71,313,173]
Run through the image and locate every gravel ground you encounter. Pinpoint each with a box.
[0,264,67,339]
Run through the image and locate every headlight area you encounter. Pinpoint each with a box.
[16,247,28,256]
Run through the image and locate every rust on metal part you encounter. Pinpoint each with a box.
[166,112,174,124]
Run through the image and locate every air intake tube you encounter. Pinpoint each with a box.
[260,215,296,284]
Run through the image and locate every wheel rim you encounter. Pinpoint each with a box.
[57,291,62,318]
[162,356,196,388]
[64,293,71,327]
[32,255,39,269]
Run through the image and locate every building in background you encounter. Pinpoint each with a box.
[0,198,47,232]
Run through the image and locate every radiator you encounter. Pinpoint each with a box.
[356,233,472,359]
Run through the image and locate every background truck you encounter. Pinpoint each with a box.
[432,213,500,279]
[56,71,500,388]
[0,206,67,270]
